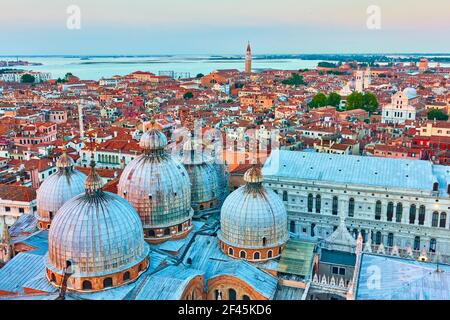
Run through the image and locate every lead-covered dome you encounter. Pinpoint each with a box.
[180,138,220,214]
[36,150,86,230]
[46,160,149,292]
[118,122,194,243]
[218,166,288,261]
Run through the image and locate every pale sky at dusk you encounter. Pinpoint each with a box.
[1,0,449,55]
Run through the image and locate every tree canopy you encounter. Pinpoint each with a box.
[183,91,194,100]
[327,92,341,108]
[20,74,35,83]
[309,92,341,109]
[309,93,328,108]
[282,73,305,86]
[346,92,378,113]
[427,109,449,121]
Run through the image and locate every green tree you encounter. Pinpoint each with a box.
[196,73,204,78]
[309,93,328,108]
[327,92,341,108]
[346,92,378,113]
[183,91,194,100]
[317,61,337,68]
[21,74,35,83]
[346,92,364,110]
[427,109,449,121]
[362,92,379,113]
[282,73,305,86]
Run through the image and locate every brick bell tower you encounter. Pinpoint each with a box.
[245,41,252,74]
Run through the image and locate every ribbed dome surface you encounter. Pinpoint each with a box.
[118,128,193,228]
[47,191,148,277]
[139,129,168,152]
[219,169,288,249]
[36,160,86,222]
[179,139,220,206]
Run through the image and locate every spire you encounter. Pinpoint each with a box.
[84,155,104,195]
[1,221,11,245]
[325,212,356,253]
[1,218,14,263]
[56,146,74,172]
[245,41,252,74]
[243,165,263,185]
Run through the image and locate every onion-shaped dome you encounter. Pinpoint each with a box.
[46,160,149,292]
[36,150,86,230]
[180,139,220,213]
[118,123,194,243]
[218,166,288,261]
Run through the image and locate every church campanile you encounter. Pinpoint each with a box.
[245,42,252,73]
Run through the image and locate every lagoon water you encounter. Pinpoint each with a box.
[0,56,324,80]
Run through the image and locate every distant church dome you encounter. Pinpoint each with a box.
[218,166,288,262]
[117,122,194,243]
[36,150,86,230]
[403,87,418,100]
[180,138,220,214]
[46,160,149,292]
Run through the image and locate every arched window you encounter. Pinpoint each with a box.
[433,182,439,192]
[123,271,130,281]
[375,231,382,245]
[332,196,338,216]
[311,223,316,237]
[419,206,426,225]
[387,233,394,247]
[290,220,296,233]
[430,239,437,253]
[396,203,403,223]
[348,198,355,217]
[414,236,421,251]
[432,211,439,227]
[409,205,416,224]
[148,229,155,237]
[282,191,288,202]
[228,289,237,300]
[447,184,450,195]
[82,280,92,290]
[228,247,234,256]
[315,195,321,213]
[387,202,394,221]
[214,290,220,300]
[164,228,171,236]
[242,295,251,300]
[103,277,113,288]
[240,251,246,259]
[262,237,267,247]
[178,224,183,232]
[253,252,260,260]
[307,194,314,212]
[440,212,447,228]
[268,250,273,259]
[375,201,382,220]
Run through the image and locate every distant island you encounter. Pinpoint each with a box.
[0,60,42,67]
